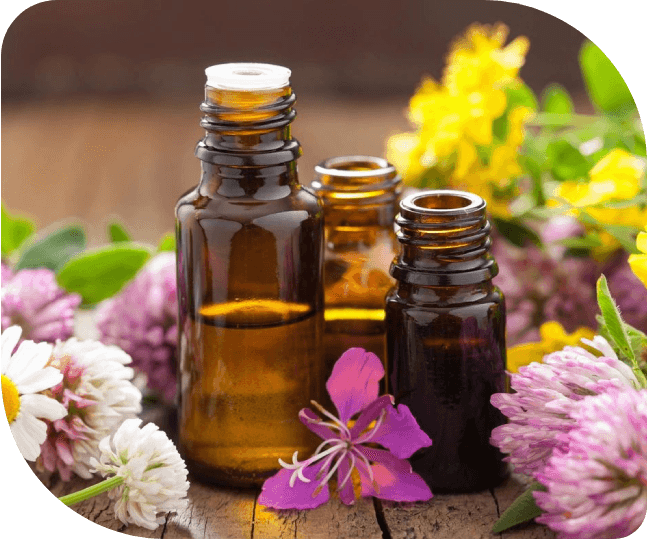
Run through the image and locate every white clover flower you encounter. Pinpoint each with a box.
[38,338,143,480]
[90,418,189,530]
[1,326,67,460]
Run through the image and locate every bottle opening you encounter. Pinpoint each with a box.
[205,63,291,90]
[402,190,485,216]
[314,155,395,179]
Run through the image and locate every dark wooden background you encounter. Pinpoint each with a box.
[2,0,589,246]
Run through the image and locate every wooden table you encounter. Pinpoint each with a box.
[38,315,557,538]
[46,404,554,539]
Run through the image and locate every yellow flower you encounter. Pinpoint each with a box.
[386,22,531,191]
[628,226,647,288]
[385,132,426,183]
[551,149,647,258]
[507,322,596,373]
[445,23,530,95]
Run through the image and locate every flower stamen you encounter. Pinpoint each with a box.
[356,409,387,444]
[312,450,348,497]
[338,451,356,490]
[1,374,20,424]
[352,447,374,484]
[310,400,351,439]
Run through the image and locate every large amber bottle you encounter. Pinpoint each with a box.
[311,156,401,378]
[175,64,325,487]
[386,190,508,493]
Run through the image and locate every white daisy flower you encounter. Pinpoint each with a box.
[89,418,189,530]
[1,326,67,461]
[38,338,143,480]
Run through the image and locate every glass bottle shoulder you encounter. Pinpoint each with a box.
[175,183,322,225]
[386,283,504,312]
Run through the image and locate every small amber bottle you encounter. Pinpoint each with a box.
[175,64,325,487]
[311,156,401,379]
[386,190,508,493]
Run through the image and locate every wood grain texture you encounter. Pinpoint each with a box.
[49,461,558,538]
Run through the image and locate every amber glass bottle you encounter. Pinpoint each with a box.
[386,190,508,493]
[175,64,325,487]
[311,156,401,380]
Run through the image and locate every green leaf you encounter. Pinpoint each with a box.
[579,41,636,116]
[1,203,36,257]
[56,243,152,305]
[15,225,86,272]
[557,234,603,250]
[492,482,545,534]
[596,275,635,363]
[546,140,591,181]
[108,222,131,243]
[542,84,574,115]
[157,233,176,252]
[493,82,538,141]
[507,81,539,112]
[492,218,542,248]
[596,314,647,365]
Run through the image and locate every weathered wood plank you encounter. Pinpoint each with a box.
[163,481,256,539]
[380,488,499,539]
[53,471,558,538]
[253,496,383,539]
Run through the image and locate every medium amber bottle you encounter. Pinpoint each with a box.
[311,156,401,379]
[175,64,325,487]
[386,190,508,493]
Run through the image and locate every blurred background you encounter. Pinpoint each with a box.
[2,0,588,244]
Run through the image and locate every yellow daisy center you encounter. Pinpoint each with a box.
[1,374,20,424]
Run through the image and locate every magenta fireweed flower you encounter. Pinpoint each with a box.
[534,390,647,539]
[1,268,81,344]
[258,348,432,510]
[96,252,177,401]
[490,336,640,476]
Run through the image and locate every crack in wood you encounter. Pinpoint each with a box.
[159,512,170,538]
[372,497,393,539]
[250,492,258,539]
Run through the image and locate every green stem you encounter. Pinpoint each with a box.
[526,112,598,128]
[59,475,123,507]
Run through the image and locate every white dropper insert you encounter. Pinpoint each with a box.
[205,63,291,90]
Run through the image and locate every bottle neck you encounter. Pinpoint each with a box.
[391,190,498,286]
[195,85,301,168]
[312,156,402,230]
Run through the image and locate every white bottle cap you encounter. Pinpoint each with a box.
[205,63,291,90]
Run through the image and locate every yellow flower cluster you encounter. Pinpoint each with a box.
[507,321,595,373]
[551,149,647,259]
[629,225,647,288]
[387,23,531,216]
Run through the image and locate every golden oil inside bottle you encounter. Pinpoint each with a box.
[180,300,322,485]
[176,64,325,486]
[312,156,401,382]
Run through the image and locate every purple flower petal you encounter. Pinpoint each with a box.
[326,348,384,424]
[336,457,356,506]
[350,395,393,438]
[258,460,331,510]
[362,404,432,459]
[357,446,432,502]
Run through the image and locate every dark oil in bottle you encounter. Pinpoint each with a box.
[386,190,508,493]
